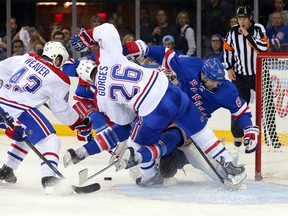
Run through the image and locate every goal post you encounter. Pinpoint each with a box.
[256,52,288,181]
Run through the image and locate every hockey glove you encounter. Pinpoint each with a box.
[70,28,96,52]
[75,117,93,142]
[70,35,86,52]
[243,125,259,153]
[4,116,27,142]
[122,40,148,58]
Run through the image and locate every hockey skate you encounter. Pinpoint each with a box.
[41,176,61,189]
[0,164,17,183]
[136,172,164,187]
[218,156,247,185]
[115,147,142,171]
[41,176,74,195]
[63,148,86,168]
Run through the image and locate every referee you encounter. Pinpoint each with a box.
[224,5,280,148]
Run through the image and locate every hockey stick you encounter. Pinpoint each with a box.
[79,160,117,185]
[192,140,246,189]
[0,112,100,194]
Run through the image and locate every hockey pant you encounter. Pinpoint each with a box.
[4,108,61,177]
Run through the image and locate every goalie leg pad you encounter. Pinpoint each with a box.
[179,143,227,181]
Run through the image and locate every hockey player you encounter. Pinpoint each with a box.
[62,54,114,140]
[122,41,259,179]
[0,41,88,191]
[70,23,247,186]
[122,42,258,154]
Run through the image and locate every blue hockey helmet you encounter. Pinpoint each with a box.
[201,59,225,83]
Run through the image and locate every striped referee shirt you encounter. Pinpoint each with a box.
[224,20,270,76]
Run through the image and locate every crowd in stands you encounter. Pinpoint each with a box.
[0,0,287,62]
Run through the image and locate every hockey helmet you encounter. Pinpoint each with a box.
[76,59,97,84]
[201,59,225,83]
[42,41,69,69]
[236,5,252,18]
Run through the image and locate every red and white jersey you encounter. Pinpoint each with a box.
[90,23,169,125]
[0,53,79,126]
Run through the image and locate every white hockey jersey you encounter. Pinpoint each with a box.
[91,23,169,125]
[0,53,79,126]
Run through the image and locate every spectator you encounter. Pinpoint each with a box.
[151,9,177,45]
[11,39,25,56]
[267,0,288,28]
[162,35,182,54]
[18,26,46,52]
[49,22,62,40]
[0,17,19,42]
[62,28,73,57]
[35,23,49,42]
[0,17,19,55]
[76,23,86,35]
[229,16,238,27]
[175,11,196,56]
[201,0,231,55]
[32,41,44,56]
[266,11,288,51]
[90,15,103,28]
[122,33,135,44]
[52,30,64,43]
[203,34,224,62]
[52,30,74,57]
[140,8,155,43]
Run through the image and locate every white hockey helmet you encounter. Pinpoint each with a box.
[76,59,97,84]
[42,41,69,69]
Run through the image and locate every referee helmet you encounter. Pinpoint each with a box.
[236,5,252,18]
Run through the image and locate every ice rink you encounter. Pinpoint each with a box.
[1,135,288,216]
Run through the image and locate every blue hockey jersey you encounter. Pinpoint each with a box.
[146,46,253,130]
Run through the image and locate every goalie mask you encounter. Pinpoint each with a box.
[42,41,69,69]
[76,59,97,84]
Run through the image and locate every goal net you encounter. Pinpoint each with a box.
[256,52,288,181]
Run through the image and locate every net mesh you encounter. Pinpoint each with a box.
[257,55,288,179]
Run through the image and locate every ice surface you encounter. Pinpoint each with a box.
[1,135,288,216]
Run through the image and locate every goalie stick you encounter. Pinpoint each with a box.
[192,140,247,189]
[0,112,101,194]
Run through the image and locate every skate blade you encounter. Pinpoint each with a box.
[227,171,247,187]
[163,177,177,186]
[63,153,73,168]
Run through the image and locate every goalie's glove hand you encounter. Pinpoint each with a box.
[243,125,259,153]
[122,40,148,58]
[75,117,92,142]
[5,117,27,142]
